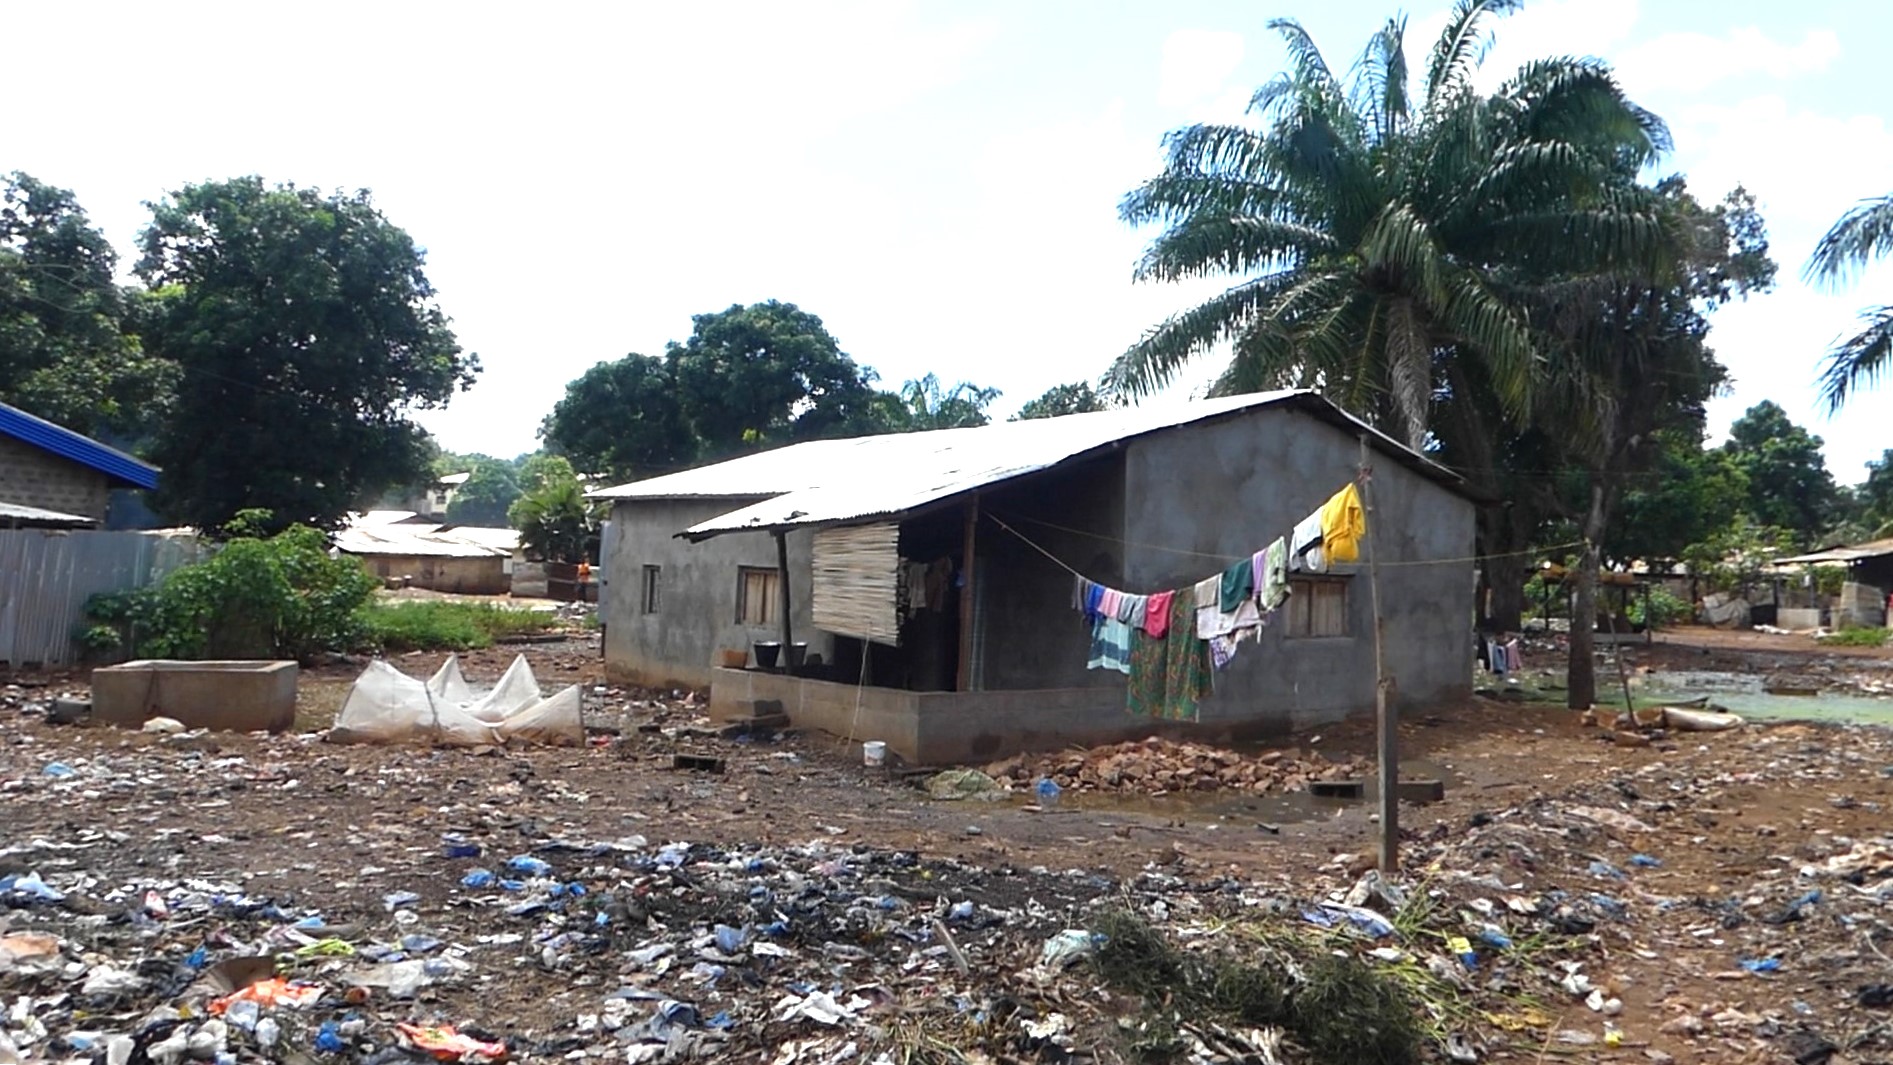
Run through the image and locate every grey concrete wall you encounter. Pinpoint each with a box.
[354,554,509,595]
[603,498,831,690]
[93,660,298,733]
[0,435,112,521]
[976,454,1125,691]
[1121,408,1475,732]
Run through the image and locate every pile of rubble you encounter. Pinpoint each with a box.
[986,736,1370,796]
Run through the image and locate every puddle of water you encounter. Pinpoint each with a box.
[1634,670,1893,725]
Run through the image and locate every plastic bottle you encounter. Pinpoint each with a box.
[255,1018,279,1051]
[223,1000,260,1031]
[1034,778,1062,808]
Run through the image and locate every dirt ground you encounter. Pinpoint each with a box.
[5,627,1893,1063]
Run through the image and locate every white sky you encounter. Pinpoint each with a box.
[7,1,1889,481]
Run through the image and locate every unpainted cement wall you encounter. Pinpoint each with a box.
[0,434,111,521]
[1120,408,1476,732]
[976,455,1125,691]
[604,498,831,690]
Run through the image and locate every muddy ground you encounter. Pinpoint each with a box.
[5,627,1893,1063]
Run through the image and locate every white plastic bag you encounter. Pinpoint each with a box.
[330,660,499,746]
[496,685,585,746]
[464,655,541,723]
[427,655,474,704]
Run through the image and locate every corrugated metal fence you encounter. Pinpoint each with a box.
[0,530,205,668]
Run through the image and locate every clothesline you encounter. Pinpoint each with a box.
[989,511,1586,577]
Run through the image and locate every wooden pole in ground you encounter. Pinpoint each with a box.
[1358,435,1397,872]
[775,530,794,675]
[957,495,979,692]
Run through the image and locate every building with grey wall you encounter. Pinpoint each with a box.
[0,403,158,526]
[593,390,1478,761]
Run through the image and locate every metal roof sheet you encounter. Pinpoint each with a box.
[0,403,158,490]
[612,390,1460,540]
[0,500,97,527]
[1776,537,1893,565]
[333,525,513,559]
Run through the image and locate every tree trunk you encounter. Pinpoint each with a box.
[1486,551,1529,632]
[1566,479,1609,710]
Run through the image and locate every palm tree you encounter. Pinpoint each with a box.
[1806,193,1893,409]
[1110,0,1670,449]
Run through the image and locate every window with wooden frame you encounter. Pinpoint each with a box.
[640,565,661,614]
[737,566,781,626]
[1286,577,1349,637]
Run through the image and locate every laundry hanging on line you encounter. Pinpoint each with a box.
[1062,480,1370,714]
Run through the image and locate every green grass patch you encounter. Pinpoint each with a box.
[1822,626,1890,648]
[358,600,557,651]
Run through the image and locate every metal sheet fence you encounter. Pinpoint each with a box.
[0,530,205,668]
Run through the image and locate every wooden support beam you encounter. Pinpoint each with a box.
[775,530,794,675]
[957,495,978,692]
[1359,435,1397,873]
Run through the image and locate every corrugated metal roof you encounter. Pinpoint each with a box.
[1777,537,1893,565]
[437,526,521,552]
[601,389,1459,540]
[333,524,514,559]
[0,500,97,527]
[0,403,159,490]
[353,510,427,526]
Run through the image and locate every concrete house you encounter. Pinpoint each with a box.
[593,390,1478,763]
[333,520,519,595]
[0,403,158,528]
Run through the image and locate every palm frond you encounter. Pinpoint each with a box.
[1266,19,1341,94]
[1131,215,1334,283]
[1120,171,1282,227]
[1361,201,1447,307]
[1437,268,1538,417]
[1425,0,1520,105]
[1495,58,1670,161]
[1351,17,1410,144]
[1806,194,1893,287]
[1106,272,1298,398]
[1818,304,1893,412]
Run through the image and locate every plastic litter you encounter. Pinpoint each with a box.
[1037,930,1100,970]
[395,1023,507,1060]
[209,977,323,1013]
[1034,777,1062,807]
[41,762,74,778]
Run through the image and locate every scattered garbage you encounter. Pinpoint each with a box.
[985,735,1370,796]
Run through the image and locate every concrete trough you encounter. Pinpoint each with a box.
[91,660,298,733]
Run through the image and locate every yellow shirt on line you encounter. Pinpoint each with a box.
[1319,483,1365,564]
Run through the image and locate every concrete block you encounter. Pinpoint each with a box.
[1310,779,1365,799]
[1396,778,1445,804]
[1778,608,1822,630]
[92,660,298,733]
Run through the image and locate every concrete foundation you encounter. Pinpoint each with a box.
[92,660,298,733]
[1778,607,1823,630]
[708,667,1407,765]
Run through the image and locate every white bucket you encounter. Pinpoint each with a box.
[862,740,887,767]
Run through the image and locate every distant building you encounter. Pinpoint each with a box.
[0,403,158,527]
[333,517,520,595]
[400,471,472,521]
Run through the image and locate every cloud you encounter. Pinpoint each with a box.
[1157,29,1246,111]
[1614,27,1838,94]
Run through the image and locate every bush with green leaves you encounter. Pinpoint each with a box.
[358,600,556,652]
[1627,586,1691,630]
[85,511,380,661]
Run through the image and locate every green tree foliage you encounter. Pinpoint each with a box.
[1681,518,1796,599]
[542,302,1002,480]
[1856,450,1893,539]
[667,301,882,456]
[894,373,1000,430]
[85,511,380,661]
[1612,430,1749,565]
[1109,0,1670,448]
[1015,381,1107,420]
[136,177,478,533]
[1720,401,1838,545]
[0,172,175,440]
[444,457,520,526]
[541,354,691,480]
[516,453,578,494]
[1805,192,1893,409]
[510,479,595,563]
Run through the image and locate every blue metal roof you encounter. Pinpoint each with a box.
[0,404,159,491]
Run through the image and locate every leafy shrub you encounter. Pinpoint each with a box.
[358,600,556,652]
[1821,626,1889,648]
[1628,586,1691,630]
[85,511,380,662]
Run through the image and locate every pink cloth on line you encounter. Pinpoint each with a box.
[1144,590,1176,638]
